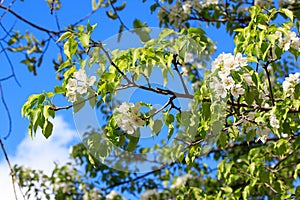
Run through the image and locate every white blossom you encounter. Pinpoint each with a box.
[234,53,248,67]
[181,65,189,76]
[184,52,194,63]
[210,77,227,98]
[66,78,77,91]
[270,113,280,129]
[77,84,88,94]
[86,76,96,86]
[279,0,295,7]
[243,73,254,86]
[230,83,245,98]
[256,126,270,143]
[277,31,300,51]
[66,91,77,103]
[170,174,191,188]
[65,69,97,102]
[74,69,88,82]
[141,190,158,200]
[106,190,122,200]
[247,112,256,121]
[114,102,145,134]
[201,0,218,7]
[255,0,273,7]
[282,72,300,97]
[223,76,235,90]
[182,1,192,14]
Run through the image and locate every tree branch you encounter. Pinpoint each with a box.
[173,55,190,95]
[0,4,60,35]
[0,139,25,200]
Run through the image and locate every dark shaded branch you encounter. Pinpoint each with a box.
[0,4,60,35]
[0,0,17,20]
[0,41,21,86]
[263,62,275,106]
[73,8,100,27]
[0,139,25,200]
[50,93,97,111]
[90,40,193,99]
[0,74,14,81]
[103,162,175,191]
[0,83,12,139]
[109,2,130,31]
[173,55,189,95]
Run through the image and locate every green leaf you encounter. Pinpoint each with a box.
[78,33,90,48]
[92,0,103,10]
[115,1,126,11]
[43,121,53,139]
[164,113,174,126]
[242,185,250,200]
[64,36,78,60]
[106,10,118,20]
[294,84,300,99]
[159,29,174,40]
[54,86,66,94]
[57,32,72,43]
[88,93,97,109]
[73,97,86,113]
[280,8,294,21]
[167,125,174,140]
[249,162,256,175]
[153,120,163,135]
[202,102,211,120]
[127,134,139,152]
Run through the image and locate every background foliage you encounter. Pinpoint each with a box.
[0,0,300,199]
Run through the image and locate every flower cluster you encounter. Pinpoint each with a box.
[182,1,192,14]
[170,174,191,188]
[279,0,296,7]
[106,190,123,200]
[82,188,102,200]
[270,113,280,129]
[200,0,218,7]
[254,0,273,7]
[282,72,300,97]
[66,69,96,103]
[275,31,300,51]
[182,0,218,14]
[210,53,247,98]
[141,190,159,200]
[114,102,145,134]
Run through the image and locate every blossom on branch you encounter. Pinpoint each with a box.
[210,53,247,98]
[282,72,300,97]
[114,102,145,134]
[65,69,96,102]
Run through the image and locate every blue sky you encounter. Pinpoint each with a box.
[0,0,236,199]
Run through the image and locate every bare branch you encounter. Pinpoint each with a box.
[0,41,21,86]
[0,4,60,35]
[172,54,190,95]
[0,139,26,200]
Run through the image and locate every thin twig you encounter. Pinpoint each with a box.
[172,54,189,95]
[0,83,12,139]
[147,96,174,119]
[0,41,21,87]
[263,62,275,106]
[0,74,14,81]
[72,9,99,27]
[0,4,60,35]
[0,0,17,21]
[109,1,130,31]
[0,139,26,200]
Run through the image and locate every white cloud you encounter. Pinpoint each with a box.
[0,116,79,200]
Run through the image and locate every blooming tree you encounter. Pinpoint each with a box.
[1,0,300,199]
